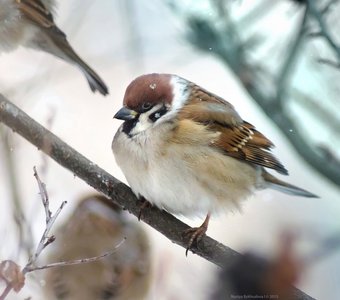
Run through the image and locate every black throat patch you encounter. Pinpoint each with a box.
[122,119,138,136]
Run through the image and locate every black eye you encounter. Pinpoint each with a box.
[142,102,152,111]
[149,105,168,122]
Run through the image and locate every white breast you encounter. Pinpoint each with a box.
[112,123,259,217]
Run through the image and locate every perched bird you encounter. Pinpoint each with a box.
[112,73,318,253]
[43,194,151,300]
[0,0,108,95]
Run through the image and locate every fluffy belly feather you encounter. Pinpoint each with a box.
[112,128,258,216]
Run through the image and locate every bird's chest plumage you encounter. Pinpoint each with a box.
[112,124,258,216]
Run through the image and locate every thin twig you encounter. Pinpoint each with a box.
[317,57,340,68]
[320,0,339,15]
[24,238,126,273]
[33,166,52,225]
[0,165,125,299]
[25,199,67,269]
[0,167,67,299]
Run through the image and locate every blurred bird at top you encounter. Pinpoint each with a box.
[0,0,109,95]
[43,194,151,300]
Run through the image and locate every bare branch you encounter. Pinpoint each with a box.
[25,199,67,270]
[0,166,67,299]
[0,165,126,299]
[22,167,67,270]
[0,94,315,299]
[317,57,340,68]
[33,166,52,225]
[0,285,12,300]
[24,238,126,273]
[307,0,340,62]
[321,0,339,16]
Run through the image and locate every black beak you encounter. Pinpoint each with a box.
[113,107,138,121]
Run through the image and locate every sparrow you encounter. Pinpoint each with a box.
[43,194,151,300]
[0,0,108,95]
[112,73,317,253]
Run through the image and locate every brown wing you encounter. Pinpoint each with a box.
[179,84,288,175]
[16,0,55,28]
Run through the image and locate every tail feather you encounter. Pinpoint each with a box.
[262,170,318,198]
[81,64,109,96]
[42,28,109,96]
[62,43,109,96]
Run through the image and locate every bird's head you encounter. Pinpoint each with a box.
[114,73,190,136]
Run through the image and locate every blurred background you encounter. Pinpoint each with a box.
[0,0,339,299]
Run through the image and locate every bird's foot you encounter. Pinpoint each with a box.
[183,223,208,256]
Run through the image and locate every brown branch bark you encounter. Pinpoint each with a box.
[0,95,315,300]
[0,285,12,300]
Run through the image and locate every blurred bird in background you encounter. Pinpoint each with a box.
[211,233,302,300]
[43,194,151,300]
[0,0,109,95]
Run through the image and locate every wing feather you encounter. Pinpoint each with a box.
[17,0,55,28]
[178,84,288,175]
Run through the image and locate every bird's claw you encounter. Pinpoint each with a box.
[183,225,208,256]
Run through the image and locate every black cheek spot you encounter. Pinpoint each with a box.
[149,105,168,122]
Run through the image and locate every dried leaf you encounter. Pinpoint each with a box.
[0,260,25,292]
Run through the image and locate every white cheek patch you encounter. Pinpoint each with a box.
[130,104,165,135]
[170,76,190,111]
[131,114,152,135]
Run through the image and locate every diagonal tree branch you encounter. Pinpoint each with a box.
[0,94,238,267]
[0,94,315,300]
